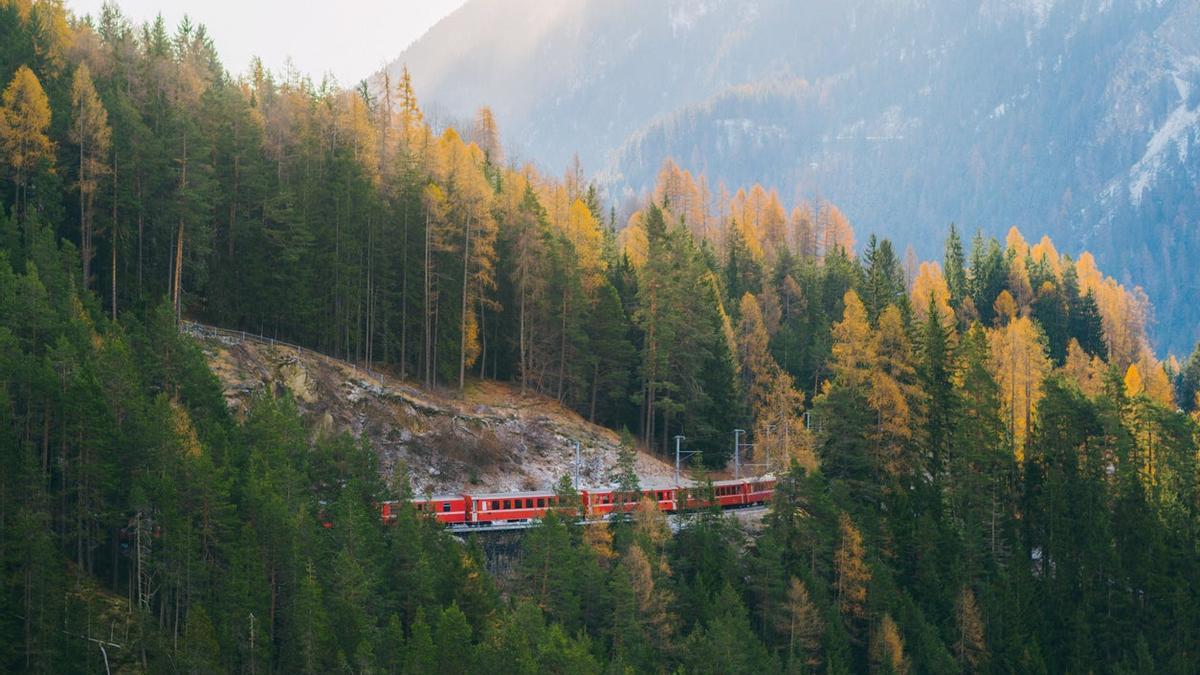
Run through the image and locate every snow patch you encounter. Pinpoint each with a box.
[1128,101,1200,205]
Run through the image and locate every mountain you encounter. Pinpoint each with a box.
[388,0,1200,354]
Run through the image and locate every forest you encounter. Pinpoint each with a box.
[2,1,1200,672]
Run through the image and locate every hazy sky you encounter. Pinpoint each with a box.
[69,0,467,84]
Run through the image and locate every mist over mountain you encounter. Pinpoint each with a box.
[390,0,1200,354]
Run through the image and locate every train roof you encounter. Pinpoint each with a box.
[464,489,559,500]
[588,475,778,492]
[410,494,466,502]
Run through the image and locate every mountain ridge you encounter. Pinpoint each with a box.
[386,0,1200,354]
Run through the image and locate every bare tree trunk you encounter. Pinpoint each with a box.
[172,133,188,321]
[423,210,432,388]
[137,174,144,302]
[458,215,472,393]
[558,286,568,402]
[80,112,89,290]
[519,272,527,394]
[111,155,118,319]
[400,199,409,377]
[590,361,599,423]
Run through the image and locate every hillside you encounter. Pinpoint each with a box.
[388,0,1200,354]
[187,324,676,494]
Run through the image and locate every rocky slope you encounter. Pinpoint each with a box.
[189,325,676,495]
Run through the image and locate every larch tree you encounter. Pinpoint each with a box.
[871,614,911,675]
[830,289,876,390]
[1060,338,1104,397]
[911,261,955,328]
[834,511,871,634]
[817,289,879,492]
[791,202,818,260]
[988,315,1051,461]
[738,292,815,472]
[870,305,923,480]
[955,586,987,671]
[473,106,502,166]
[0,65,54,221]
[784,576,824,667]
[818,201,855,258]
[69,62,111,291]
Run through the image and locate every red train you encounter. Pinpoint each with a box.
[380,476,777,527]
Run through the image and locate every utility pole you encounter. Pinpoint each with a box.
[674,435,685,486]
[733,429,744,479]
[674,435,700,487]
[573,440,582,489]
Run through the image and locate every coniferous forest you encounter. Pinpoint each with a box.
[3,2,1200,673]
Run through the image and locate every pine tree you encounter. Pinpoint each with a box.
[944,224,967,310]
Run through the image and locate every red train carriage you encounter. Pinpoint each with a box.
[389,495,469,525]
[466,490,561,525]
[711,479,749,508]
[744,476,776,505]
[580,488,642,517]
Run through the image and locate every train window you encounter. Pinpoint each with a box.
[491,500,499,510]
[537,498,545,508]
[442,502,450,512]
[525,499,533,508]
[503,500,511,509]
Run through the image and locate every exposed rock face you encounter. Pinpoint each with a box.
[193,328,676,495]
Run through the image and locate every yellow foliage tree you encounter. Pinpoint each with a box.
[1075,252,1151,369]
[1005,226,1029,259]
[988,316,1051,461]
[790,202,819,259]
[955,586,987,671]
[738,293,816,472]
[1138,354,1174,408]
[819,201,855,258]
[564,198,606,295]
[1123,363,1144,399]
[871,614,911,675]
[870,306,922,477]
[911,261,955,328]
[1060,339,1104,397]
[784,577,824,667]
[992,290,1017,326]
[617,213,648,268]
[830,290,876,390]
[0,65,54,218]
[835,512,870,625]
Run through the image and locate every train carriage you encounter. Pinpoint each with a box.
[581,488,647,517]
[744,476,776,505]
[466,490,561,525]
[402,495,469,525]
